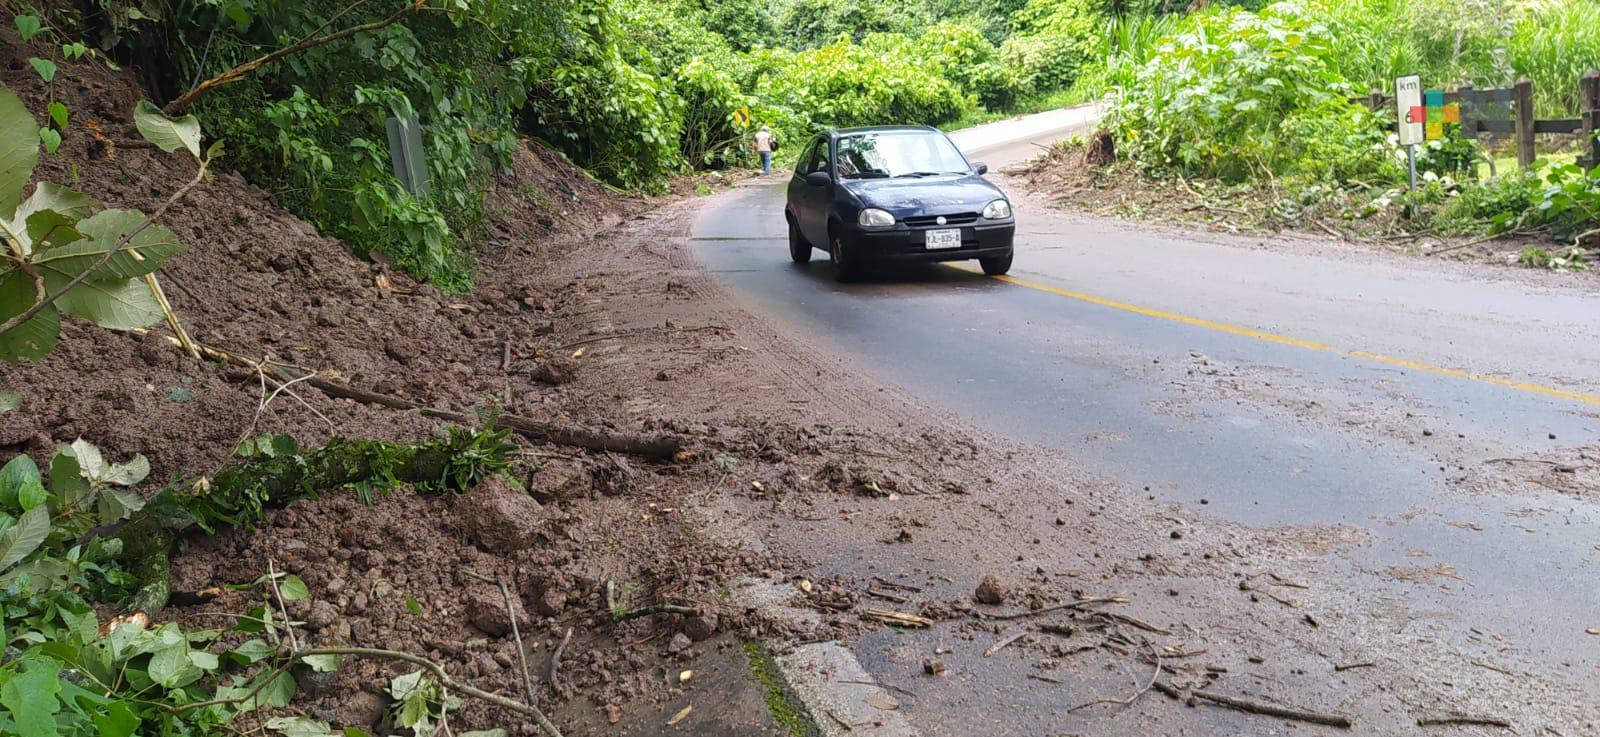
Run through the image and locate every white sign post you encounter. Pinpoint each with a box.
[1396,75,1423,191]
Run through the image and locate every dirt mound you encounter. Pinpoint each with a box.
[2,24,793,731]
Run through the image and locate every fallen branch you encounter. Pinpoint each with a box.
[983,630,1028,658]
[164,1,424,114]
[1069,641,1160,713]
[988,596,1128,621]
[1158,681,1353,728]
[613,603,699,622]
[1417,715,1512,728]
[863,609,934,628]
[306,646,564,737]
[550,627,573,695]
[1093,611,1171,636]
[146,334,687,459]
[1427,229,1537,257]
[466,570,539,709]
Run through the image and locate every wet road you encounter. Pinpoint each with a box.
[690,111,1600,732]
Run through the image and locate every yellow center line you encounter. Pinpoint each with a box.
[962,267,1600,406]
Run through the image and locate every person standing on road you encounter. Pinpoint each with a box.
[753,125,776,176]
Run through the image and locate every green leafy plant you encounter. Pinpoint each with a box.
[0,88,208,363]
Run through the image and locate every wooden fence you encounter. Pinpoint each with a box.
[1354,70,1600,170]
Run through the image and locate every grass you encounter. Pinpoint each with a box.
[741,639,816,737]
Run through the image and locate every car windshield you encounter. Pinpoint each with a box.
[833,132,970,180]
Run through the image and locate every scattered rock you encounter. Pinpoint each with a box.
[922,658,946,676]
[304,600,341,631]
[606,704,623,724]
[531,357,580,385]
[456,476,545,553]
[346,691,389,728]
[668,632,692,654]
[974,575,1009,605]
[1170,530,1184,540]
[466,587,529,637]
[682,613,719,641]
[530,583,569,617]
[528,459,591,504]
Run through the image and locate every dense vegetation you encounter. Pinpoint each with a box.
[1086,0,1600,262]
[11,0,1142,289]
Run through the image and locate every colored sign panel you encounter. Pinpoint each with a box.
[1425,89,1444,140]
[1397,75,1423,145]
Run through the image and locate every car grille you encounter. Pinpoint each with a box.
[904,212,979,228]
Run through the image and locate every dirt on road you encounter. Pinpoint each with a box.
[4,35,1596,736]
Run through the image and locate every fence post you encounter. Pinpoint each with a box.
[1514,76,1536,169]
[1368,88,1383,113]
[1581,70,1600,169]
[1458,82,1476,143]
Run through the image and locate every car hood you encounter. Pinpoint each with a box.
[842,175,1005,216]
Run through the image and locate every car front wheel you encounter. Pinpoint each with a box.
[788,218,812,264]
[979,252,1013,276]
[830,232,860,282]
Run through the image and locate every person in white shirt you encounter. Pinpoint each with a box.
[753,125,776,175]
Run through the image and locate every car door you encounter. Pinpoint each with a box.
[787,137,817,230]
[797,136,832,246]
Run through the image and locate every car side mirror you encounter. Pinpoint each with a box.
[805,171,832,187]
[973,162,989,175]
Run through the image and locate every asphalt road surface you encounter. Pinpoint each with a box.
[690,108,1600,733]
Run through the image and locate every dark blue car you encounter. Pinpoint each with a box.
[784,125,1015,281]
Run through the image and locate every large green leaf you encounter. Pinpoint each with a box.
[0,91,39,220]
[0,658,61,737]
[90,700,140,737]
[134,101,201,158]
[0,455,42,509]
[44,271,163,331]
[0,505,50,571]
[35,210,180,279]
[23,210,80,251]
[0,270,59,362]
[16,182,98,223]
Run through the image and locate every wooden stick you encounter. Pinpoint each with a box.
[550,627,573,695]
[305,646,564,737]
[1417,715,1511,728]
[612,603,698,622]
[988,596,1128,621]
[863,609,933,628]
[983,630,1027,657]
[1176,685,1353,728]
[147,334,687,458]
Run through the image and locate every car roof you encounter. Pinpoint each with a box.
[829,125,941,137]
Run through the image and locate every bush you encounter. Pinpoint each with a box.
[1106,4,1387,183]
[1003,0,1106,92]
[1509,0,1600,117]
[781,0,892,49]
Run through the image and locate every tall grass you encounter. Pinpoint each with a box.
[1070,10,1182,99]
[1508,0,1600,117]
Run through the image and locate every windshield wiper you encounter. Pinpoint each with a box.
[896,171,945,178]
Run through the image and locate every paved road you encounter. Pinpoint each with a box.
[690,110,1600,733]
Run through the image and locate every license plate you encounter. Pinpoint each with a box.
[925,229,961,250]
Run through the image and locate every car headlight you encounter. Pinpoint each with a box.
[858,208,895,227]
[982,199,1012,220]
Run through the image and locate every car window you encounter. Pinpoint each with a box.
[803,138,829,175]
[795,139,818,175]
[834,132,970,179]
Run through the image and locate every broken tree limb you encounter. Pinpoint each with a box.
[612,603,699,622]
[304,646,564,737]
[1417,715,1512,728]
[119,436,468,614]
[163,1,424,114]
[988,596,1128,621]
[863,609,934,628]
[983,630,1028,657]
[148,334,687,459]
[1157,681,1353,729]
